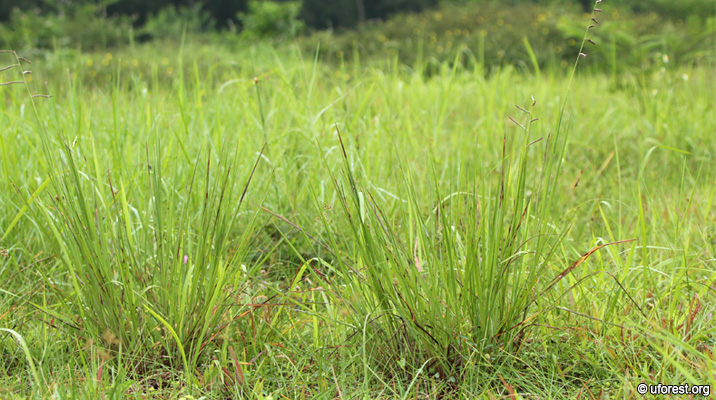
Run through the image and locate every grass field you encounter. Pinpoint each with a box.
[1,3,715,399]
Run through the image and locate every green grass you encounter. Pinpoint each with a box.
[1,4,715,399]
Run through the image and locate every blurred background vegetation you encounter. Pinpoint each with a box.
[0,0,713,72]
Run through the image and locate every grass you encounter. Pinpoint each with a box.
[1,3,715,398]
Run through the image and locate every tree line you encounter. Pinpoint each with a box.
[0,0,439,31]
[0,0,703,34]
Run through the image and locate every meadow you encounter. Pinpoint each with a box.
[0,2,715,399]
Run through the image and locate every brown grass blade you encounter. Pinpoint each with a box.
[545,239,636,292]
[499,374,517,398]
[228,345,245,386]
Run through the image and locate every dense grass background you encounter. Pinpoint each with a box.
[1,1,715,399]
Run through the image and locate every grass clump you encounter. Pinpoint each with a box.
[319,112,568,386]
[1,50,268,394]
[315,49,573,400]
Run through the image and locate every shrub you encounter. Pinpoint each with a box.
[0,3,132,50]
[238,1,305,39]
[142,3,215,40]
[304,2,715,73]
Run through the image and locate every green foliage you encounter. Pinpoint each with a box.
[306,2,714,73]
[142,4,215,40]
[614,0,714,20]
[455,0,714,20]
[1,0,712,54]
[0,3,132,50]
[299,0,358,30]
[300,0,438,30]
[238,1,305,39]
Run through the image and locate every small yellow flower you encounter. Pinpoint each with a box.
[480,29,488,37]
[167,67,174,76]
[568,39,577,46]
[542,27,550,35]
[90,70,97,77]
[497,19,504,26]
[102,58,110,66]
[437,46,443,54]
[105,53,112,60]
[86,59,94,67]
[132,59,139,66]
[161,58,169,65]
